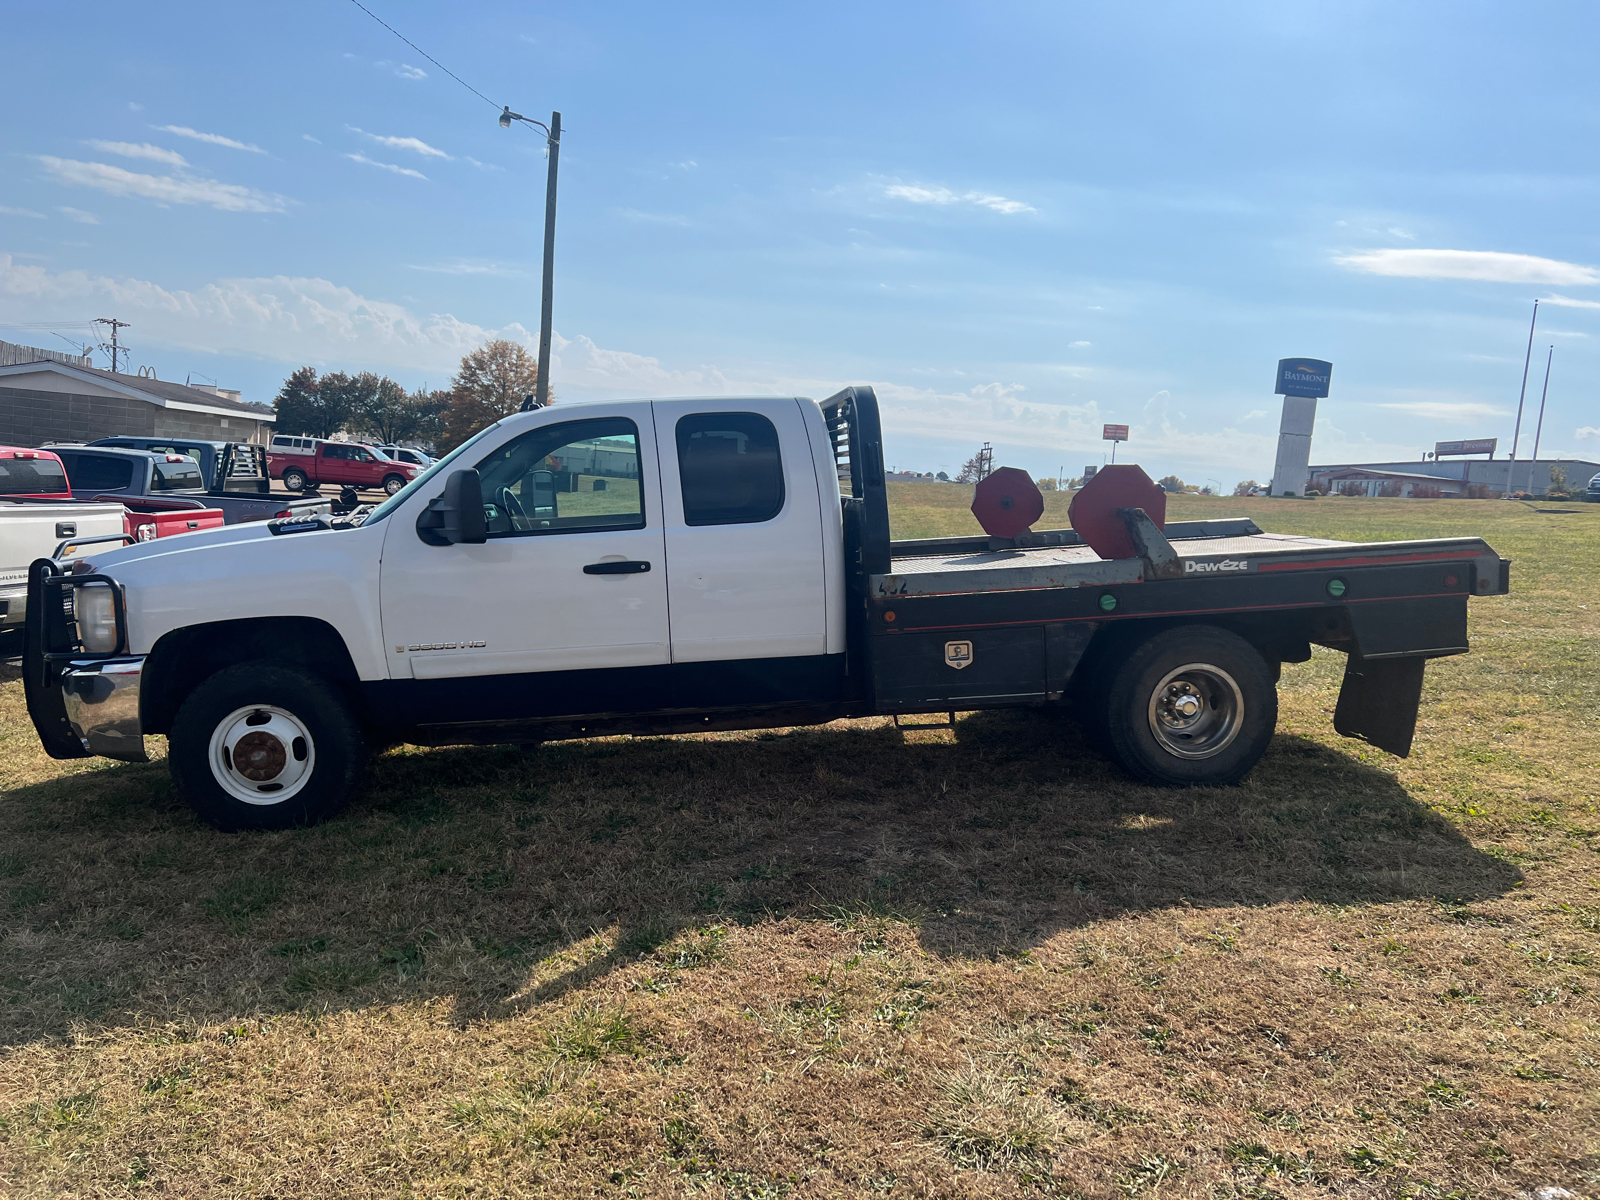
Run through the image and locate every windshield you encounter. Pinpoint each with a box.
[360,421,507,525]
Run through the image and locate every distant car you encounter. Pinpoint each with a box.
[50,445,327,525]
[88,436,264,491]
[267,435,418,495]
[0,446,72,499]
[1588,472,1600,502]
[375,445,435,469]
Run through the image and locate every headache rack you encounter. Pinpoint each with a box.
[819,387,890,576]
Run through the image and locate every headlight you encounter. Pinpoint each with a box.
[74,585,120,653]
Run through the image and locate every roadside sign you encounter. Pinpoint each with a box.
[1435,438,1497,458]
[1102,424,1129,442]
[1082,465,1098,481]
[1275,358,1332,398]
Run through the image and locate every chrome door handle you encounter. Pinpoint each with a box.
[583,560,651,575]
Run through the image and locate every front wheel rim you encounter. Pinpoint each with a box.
[1146,662,1244,760]
[207,705,317,804]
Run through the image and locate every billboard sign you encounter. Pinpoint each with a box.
[1082,465,1098,481]
[1275,358,1333,398]
[1102,424,1129,442]
[1435,438,1497,458]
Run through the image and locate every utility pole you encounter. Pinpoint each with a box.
[500,107,561,408]
[92,317,131,373]
[1507,299,1539,490]
[1529,345,1553,494]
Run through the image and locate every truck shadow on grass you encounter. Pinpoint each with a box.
[0,707,1519,1045]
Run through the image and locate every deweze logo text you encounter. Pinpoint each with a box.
[1184,559,1249,574]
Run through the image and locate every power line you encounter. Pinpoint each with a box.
[344,0,501,111]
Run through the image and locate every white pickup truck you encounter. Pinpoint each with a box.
[25,387,1510,831]
[2,499,126,653]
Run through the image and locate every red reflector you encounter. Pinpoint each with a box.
[15,450,37,459]
[274,509,293,518]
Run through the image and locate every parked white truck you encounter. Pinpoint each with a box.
[2,500,126,654]
[25,388,1510,831]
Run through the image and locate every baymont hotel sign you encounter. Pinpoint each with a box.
[1275,358,1333,398]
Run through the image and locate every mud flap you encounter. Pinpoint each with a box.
[1333,655,1426,757]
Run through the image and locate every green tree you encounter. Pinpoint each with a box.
[272,367,323,437]
[300,370,367,439]
[348,375,414,445]
[1158,474,1186,493]
[441,340,545,451]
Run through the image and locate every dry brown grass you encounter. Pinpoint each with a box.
[1,494,1597,1198]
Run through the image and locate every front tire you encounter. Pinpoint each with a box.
[282,467,308,492]
[382,474,407,496]
[1103,626,1276,786]
[169,661,367,831]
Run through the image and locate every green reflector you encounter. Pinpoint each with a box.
[1099,593,1118,612]
[1327,578,1347,597]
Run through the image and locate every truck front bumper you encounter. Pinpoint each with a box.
[60,657,148,762]
[0,585,25,629]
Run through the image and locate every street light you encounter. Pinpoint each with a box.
[499,107,561,409]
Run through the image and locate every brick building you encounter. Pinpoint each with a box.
[0,345,273,447]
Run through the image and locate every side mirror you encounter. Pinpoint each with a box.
[416,469,488,546]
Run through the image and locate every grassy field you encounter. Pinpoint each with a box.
[1,489,1597,1198]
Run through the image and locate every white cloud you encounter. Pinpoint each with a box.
[127,102,144,112]
[153,125,266,154]
[1336,248,1600,286]
[0,206,47,219]
[406,260,525,277]
[86,140,188,167]
[37,157,290,213]
[303,134,322,145]
[1068,340,1091,348]
[347,127,452,159]
[0,253,1410,474]
[883,182,1035,215]
[615,208,689,225]
[376,60,427,80]
[58,207,100,225]
[1378,400,1509,421]
[1576,426,1599,441]
[1387,227,1415,239]
[1541,293,1600,310]
[343,153,427,181]
[462,156,500,171]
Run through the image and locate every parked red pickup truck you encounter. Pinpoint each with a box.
[267,437,418,495]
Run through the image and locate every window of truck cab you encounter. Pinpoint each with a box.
[674,412,785,526]
[475,417,645,537]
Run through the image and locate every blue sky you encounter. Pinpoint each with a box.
[2,1,1598,486]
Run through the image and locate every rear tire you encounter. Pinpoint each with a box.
[169,661,367,831]
[282,468,308,492]
[1103,625,1276,786]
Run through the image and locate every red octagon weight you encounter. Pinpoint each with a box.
[1067,464,1167,560]
[971,466,1045,539]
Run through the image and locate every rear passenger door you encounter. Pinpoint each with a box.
[652,399,827,663]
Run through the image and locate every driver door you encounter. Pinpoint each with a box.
[378,411,670,681]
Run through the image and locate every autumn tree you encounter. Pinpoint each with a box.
[1157,474,1186,493]
[954,453,987,484]
[1232,480,1258,496]
[440,340,546,451]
